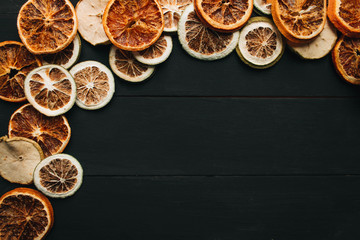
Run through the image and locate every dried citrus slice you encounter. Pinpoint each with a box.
[178,5,240,61]
[328,0,360,38]
[0,136,44,184]
[236,16,284,69]
[133,35,173,65]
[76,0,110,46]
[70,61,115,110]
[159,0,193,32]
[0,188,54,240]
[109,45,155,82]
[0,41,41,102]
[17,0,78,55]
[254,0,272,15]
[24,65,76,117]
[332,35,360,85]
[42,34,81,69]
[103,0,165,51]
[34,154,83,198]
[8,103,71,158]
[272,0,327,43]
[194,0,253,32]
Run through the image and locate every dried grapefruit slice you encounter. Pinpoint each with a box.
[332,35,360,85]
[178,5,239,61]
[272,0,327,43]
[17,0,78,54]
[24,65,77,117]
[328,0,360,38]
[34,154,83,198]
[133,35,173,65]
[254,0,272,15]
[70,61,115,110]
[109,45,155,82]
[194,0,253,32]
[159,0,193,32]
[8,103,71,158]
[0,187,54,240]
[103,0,165,51]
[0,41,41,102]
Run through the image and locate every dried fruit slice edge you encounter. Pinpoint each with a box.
[253,0,272,15]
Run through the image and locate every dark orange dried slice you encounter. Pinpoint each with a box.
[159,0,193,32]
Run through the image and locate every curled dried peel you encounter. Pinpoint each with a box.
[328,0,360,37]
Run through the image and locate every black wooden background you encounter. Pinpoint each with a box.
[1,1,360,239]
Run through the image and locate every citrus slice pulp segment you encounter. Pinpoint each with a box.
[0,188,54,240]
[24,65,77,117]
[103,0,165,51]
[133,35,173,65]
[0,41,41,102]
[178,5,240,61]
[109,46,155,82]
[8,104,71,158]
[254,0,272,15]
[17,0,78,54]
[70,61,115,110]
[159,0,193,32]
[328,0,360,37]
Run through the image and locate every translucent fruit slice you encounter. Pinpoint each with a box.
[159,0,193,32]
[178,5,240,61]
[0,41,41,102]
[236,16,285,69]
[332,36,360,85]
[17,0,78,54]
[103,0,165,51]
[70,61,115,110]
[0,136,44,184]
[34,154,83,198]
[133,35,173,65]
[9,103,71,158]
[254,0,272,15]
[0,188,54,240]
[24,65,77,117]
[109,45,155,82]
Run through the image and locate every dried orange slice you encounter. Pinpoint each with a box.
[272,0,327,43]
[102,0,165,51]
[109,45,155,82]
[0,41,41,102]
[34,154,83,198]
[178,5,240,61]
[328,0,360,38]
[332,35,360,85]
[8,103,71,158]
[24,65,77,117]
[0,188,54,239]
[194,0,253,32]
[159,0,193,32]
[17,0,78,54]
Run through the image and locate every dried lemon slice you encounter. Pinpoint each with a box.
[159,0,192,32]
[254,0,272,15]
[70,61,115,110]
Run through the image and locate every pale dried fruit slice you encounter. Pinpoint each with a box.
[109,45,155,82]
[9,103,71,158]
[34,154,83,198]
[178,5,240,61]
[0,41,41,102]
[103,0,165,51]
[254,0,272,15]
[194,0,253,32]
[76,0,110,46]
[17,0,78,54]
[236,16,284,69]
[0,136,44,184]
[0,188,54,239]
[272,0,327,43]
[332,35,360,85]
[70,61,115,110]
[328,0,360,38]
[24,65,76,117]
[133,35,173,65]
[42,34,81,69]
[159,0,193,32]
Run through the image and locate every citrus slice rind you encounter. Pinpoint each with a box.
[133,35,173,65]
[109,45,155,82]
[159,0,193,32]
[70,61,115,110]
[33,153,83,198]
[254,0,272,15]
[178,4,240,61]
[24,65,77,117]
